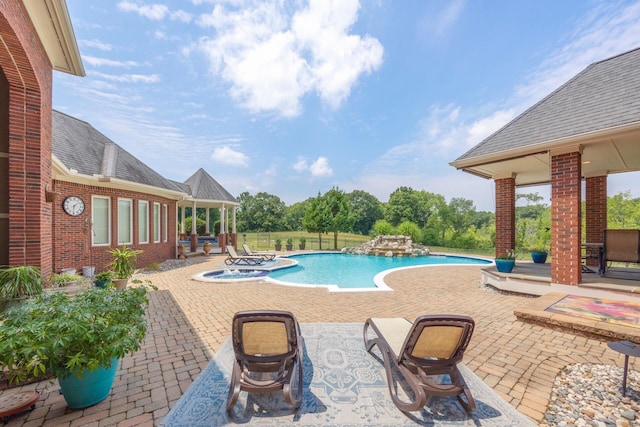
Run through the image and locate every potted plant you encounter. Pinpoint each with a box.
[107,245,143,290]
[94,271,114,288]
[299,237,306,250]
[529,248,548,264]
[203,241,211,255]
[274,238,282,251]
[0,265,44,311]
[0,285,153,409]
[495,249,516,273]
[286,238,293,251]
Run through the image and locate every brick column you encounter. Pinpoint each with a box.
[585,175,607,267]
[495,177,516,257]
[551,151,582,285]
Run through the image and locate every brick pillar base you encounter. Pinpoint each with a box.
[551,151,582,285]
[495,177,516,257]
[585,175,607,267]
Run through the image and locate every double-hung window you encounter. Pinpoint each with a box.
[92,196,110,246]
[153,203,161,243]
[138,201,149,244]
[118,198,133,245]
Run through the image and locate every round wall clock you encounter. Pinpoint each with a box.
[62,196,85,216]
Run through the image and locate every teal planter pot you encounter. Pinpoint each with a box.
[530,252,548,264]
[495,259,515,273]
[58,358,119,408]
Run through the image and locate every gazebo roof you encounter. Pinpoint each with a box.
[180,168,238,205]
[450,47,640,186]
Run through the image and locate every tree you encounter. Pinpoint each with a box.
[283,199,310,231]
[236,191,286,232]
[323,187,355,249]
[348,190,383,235]
[303,193,330,249]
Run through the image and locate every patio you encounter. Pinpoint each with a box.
[2,255,639,426]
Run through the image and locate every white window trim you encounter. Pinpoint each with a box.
[163,204,168,242]
[92,196,111,247]
[138,200,149,244]
[154,202,161,243]
[117,198,133,245]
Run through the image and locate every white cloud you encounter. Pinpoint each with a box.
[82,55,140,68]
[211,145,249,166]
[309,157,333,177]
[196,0,383,116]
[293,157,308,172]
[78,39,113,51]
[417,0,466,43]
[117,1,193,22]
[118,2,169,20]
[91,71,160,83]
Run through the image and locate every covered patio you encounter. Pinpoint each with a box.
[450,47,640,286]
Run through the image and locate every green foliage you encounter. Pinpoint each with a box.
[299,237,306,245]
[0,266,44,299]
[274,237,282,245]
[237,191,287,232]
[323,187,355,249]
[107,245,143,279]
[0,285,154,382]
[496,249,516,260]
[348,190,383,234]
[50,273,83,288]
[396,221,421,242]
[184,216,207,235]
[372,219,395,236]
[94,271,114,282]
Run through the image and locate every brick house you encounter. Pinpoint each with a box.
[451,47,640,286]
[1,2,238,278]
[0,0,84,278]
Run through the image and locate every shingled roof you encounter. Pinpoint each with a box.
[451,47,640,184]
[182,168,237,203]
[52,111,237,204]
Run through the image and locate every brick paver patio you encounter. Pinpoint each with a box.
[4,254,637,426]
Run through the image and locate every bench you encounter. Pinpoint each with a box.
[601,229,640,275]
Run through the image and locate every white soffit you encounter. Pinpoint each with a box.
[22,0,85,76]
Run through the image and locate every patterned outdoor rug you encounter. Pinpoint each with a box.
[161,323,535,426]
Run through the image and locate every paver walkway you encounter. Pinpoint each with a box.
[4,255,637,426]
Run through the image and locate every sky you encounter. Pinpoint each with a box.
[53,0,640,212]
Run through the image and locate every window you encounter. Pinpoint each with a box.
[154,203,161,243]
[118,198,133,245]
[138,201,149,244]
[92,196,110,246]
[163,204,168,242]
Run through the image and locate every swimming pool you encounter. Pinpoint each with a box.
[266,252,491,291]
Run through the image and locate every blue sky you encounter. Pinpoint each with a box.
[54,0,640,211]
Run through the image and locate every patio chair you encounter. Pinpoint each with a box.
[225,245,265,266]
[242,243,277,261]
[226,310,303,412]
[363,314,476,413]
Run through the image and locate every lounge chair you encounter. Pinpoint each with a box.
[226,310,303,412]
[242,243,277,261]
[225,245,265,266]
[363,314,476,413]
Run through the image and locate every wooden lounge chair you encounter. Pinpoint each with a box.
[242,243,277,261]
[226,310,303,412]
[225,245,265,266]
[363,314,476,413]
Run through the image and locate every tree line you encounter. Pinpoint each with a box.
[183,187,640,252]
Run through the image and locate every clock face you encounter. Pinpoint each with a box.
[63,196,85,216]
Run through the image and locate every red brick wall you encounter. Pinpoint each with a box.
[52,181,178,275]
[551,151,582,285]
[495,177,516,257]
[0,1,53,276]
[585,175,607,266]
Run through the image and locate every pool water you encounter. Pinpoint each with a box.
[267,253,490,289]
[203,269,269,280]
